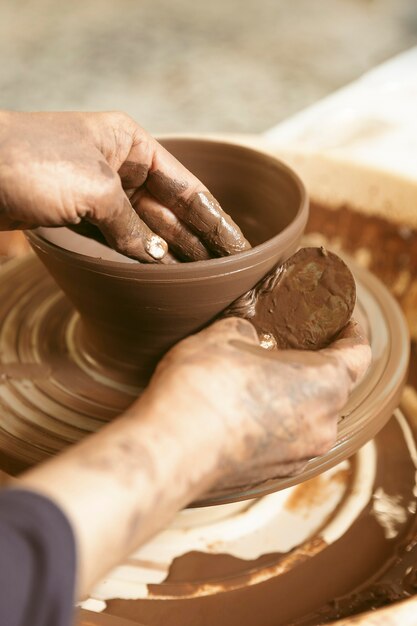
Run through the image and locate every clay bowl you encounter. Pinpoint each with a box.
[26,138,308,386]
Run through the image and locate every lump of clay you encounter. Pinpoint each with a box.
[225,247,356,350]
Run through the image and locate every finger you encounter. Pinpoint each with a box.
[130,189,213,262]
[145,145,251,256]
[238,319,371,383]
[195,317,260,346]
[328,318,368,344]
[321,320,372,388]
[118,160,150,190]
[69,221,178,264]
[93,194,169,263]
[97,116,251,256]
[159,317,260,377]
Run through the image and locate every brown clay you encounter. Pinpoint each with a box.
[0,251,407,507]
[226,247,356,350]
[27,138,308,386]
[118,161,150,189]
[0,156,414,624]
[1,140,407,507]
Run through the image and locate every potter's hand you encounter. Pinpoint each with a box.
[148,317,372,490]
[17,317,370,599]
[0,111,250,262]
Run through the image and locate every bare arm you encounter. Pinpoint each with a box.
[18,317,371,599]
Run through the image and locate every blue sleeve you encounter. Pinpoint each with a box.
[0,489,76,626]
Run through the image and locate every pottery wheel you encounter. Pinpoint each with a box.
[79,409,417,626]
[0,252,409,506]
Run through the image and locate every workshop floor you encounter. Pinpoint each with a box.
[0,0,416,134]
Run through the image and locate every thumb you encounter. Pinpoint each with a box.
[321,321,372,388]
[195,317,260,346]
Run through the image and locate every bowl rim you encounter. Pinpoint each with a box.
[26,136,308,276]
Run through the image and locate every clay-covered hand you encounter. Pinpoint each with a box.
[147,317,372,491]
[0,111,250,262]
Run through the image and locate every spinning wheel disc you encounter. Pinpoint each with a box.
[0,253,408,506]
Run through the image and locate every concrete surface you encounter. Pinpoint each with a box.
[0,0,416,133]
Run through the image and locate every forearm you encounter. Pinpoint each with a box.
[18,385,224,599]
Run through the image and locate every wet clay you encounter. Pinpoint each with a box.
[187,190,251,255]
[0,193,411,626]
[226,247,356,350]
[146,169,189,204]
[27,139,308,384]
[0,250,406,508]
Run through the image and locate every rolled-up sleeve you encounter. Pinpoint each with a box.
[0,489,76,626]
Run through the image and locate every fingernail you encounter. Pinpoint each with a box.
[146,235,168,260]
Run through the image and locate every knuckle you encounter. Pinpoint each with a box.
[210,317,252,342]
[95,172,121,203]
[224,317,257,340]
[107,110,135,128]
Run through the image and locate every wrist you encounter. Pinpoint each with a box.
[125,384,226,501]
[18,386,226,596]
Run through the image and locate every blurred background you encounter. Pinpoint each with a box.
[0,0,416,134]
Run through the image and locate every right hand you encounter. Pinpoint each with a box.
[145,317,372,491]
[0,110,250,262]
